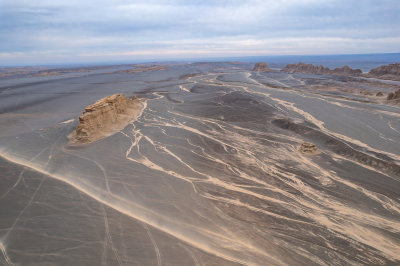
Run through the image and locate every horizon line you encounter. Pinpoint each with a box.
[1,52,400,68]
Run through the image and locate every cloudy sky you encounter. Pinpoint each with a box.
[0,0,399,65]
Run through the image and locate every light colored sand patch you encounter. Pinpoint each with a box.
[59,119,74,124]
[179,85,190,92]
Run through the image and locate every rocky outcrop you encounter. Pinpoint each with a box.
[281,63,331,75]
[367,63,400,81]
[387,89,400,101]
[282,62,400,81]
[252,62,272,72]
[116,65,166,74]
[332,65,362,76]
[298,142,319,155]
[69,94,144,144]
[281,63,362,76]
[273,118,400,175]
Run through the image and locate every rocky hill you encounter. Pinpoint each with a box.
[69,94,144,144]
[281,63,331,75]
[332,65,362,76]
[253,62,272,72]
[367,63,400,81]
[281,63,362,76]
[281,62,400,81]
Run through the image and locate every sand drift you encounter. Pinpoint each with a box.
[0,62,399,265]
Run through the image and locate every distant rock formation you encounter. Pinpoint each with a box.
[69,94,144,144]
[281,63,362,76]
[332,65,362,76]
[253,62,272,72]
[281,63,330,75]
[116,65,166,74]
[367,63,400,81]
[387,89,400,101]
[280,62,400,81]
[298,142,319,155]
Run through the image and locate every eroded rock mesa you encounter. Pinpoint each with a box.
[331,65,362,76]
[69,94,144,144]
[281,63,362,76]
[253,62,272,72]
[281,62,400,81]
[368,63,400,81]
[281,63,331,75]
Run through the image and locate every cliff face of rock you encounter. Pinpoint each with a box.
[281,63,362,76]
[252,62,272,72]
[368,63,400,81]
[69,94,144,144]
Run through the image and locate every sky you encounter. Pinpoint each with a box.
[0,0,399,65]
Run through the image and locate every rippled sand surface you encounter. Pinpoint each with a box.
[0,63,399,265]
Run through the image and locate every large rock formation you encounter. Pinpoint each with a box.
[281,63,362,76]
[331,65,362,76]
[281,63,331,75]
[69,94,144,144]
[368,63,400,81]
[252,62,272,72]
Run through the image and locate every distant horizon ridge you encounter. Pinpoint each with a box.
[1,52,400,69]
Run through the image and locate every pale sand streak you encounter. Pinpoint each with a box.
[133,100,400,260]
[177,72,400,260]
[0,151,280,265]
[2,71,399,264]
[0,242,13,266]
[192,71,400,164]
